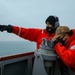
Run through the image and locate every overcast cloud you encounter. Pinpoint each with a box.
[0,0,75,41]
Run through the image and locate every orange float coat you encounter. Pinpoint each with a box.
[54,29,75,71]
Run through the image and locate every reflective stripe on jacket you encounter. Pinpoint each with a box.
[54,29,75,71]
[12,26,55,49]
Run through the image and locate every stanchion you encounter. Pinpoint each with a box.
[38,38,57,75]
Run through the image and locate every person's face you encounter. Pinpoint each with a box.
[46,22,53,28]
[60,34,69,45]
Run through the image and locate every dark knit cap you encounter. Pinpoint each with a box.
[45,15,59,27]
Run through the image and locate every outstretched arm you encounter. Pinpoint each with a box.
[12,26,42,41]
[0,25,42,42]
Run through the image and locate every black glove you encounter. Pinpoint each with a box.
[0,25,13,33]
[53,38,65,46]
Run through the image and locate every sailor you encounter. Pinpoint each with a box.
[0,15,60,50]
[52,26,75,72]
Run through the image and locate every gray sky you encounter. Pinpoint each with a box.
[0,0,75,41]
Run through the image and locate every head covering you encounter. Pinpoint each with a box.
[45,15,59,27]
[52,26,70,39]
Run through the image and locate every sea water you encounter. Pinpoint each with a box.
[0,41,36,57]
